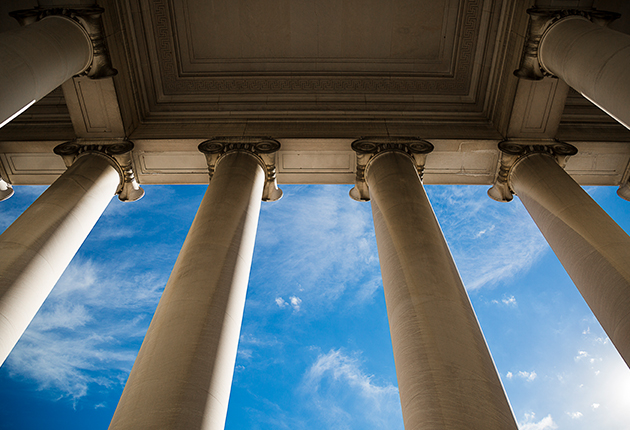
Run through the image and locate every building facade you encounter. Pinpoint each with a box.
[0,0,629,428]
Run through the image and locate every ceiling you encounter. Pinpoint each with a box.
[0,0,629,187]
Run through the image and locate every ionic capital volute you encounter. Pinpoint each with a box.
[10,6,117,79]
[54,139,145,202]
[488,140,578,202]
[349,137,434,202]
[198,137,283,202]
[514,8,620,81]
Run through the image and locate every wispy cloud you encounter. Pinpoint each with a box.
[425,186,548,290]
[506,370,537,382]
[518,413,558,430]
[4,257,165,402]
[252,185,382,314]
[301,349,402,429]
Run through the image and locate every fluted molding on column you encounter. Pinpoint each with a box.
[514,8,620,81]
[199,137,283,202]
[488,140,578,202]
[54,140,144,202]
[349,137,434,202]
[10,6,117,79]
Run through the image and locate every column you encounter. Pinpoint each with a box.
[109,139,281,430]
[0,7,116,128]
[506,148,630,368]
[352,139,518,430]
[516,9,630,129]
[0,141,143,365]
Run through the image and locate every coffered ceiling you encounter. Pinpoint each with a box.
[0,0,629,187]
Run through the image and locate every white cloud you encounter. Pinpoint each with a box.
[575,350,589,361]
[502,295,517,306]
[4,257,165,401]
[426,186,548,290]
[519,413,558,430]
[302,349,402,429]
[517,371,537,382]
[253,186,382,314]
[506,371,513,379]
[275,297,288,308]
[289,296,302,311]
[591,403,600,410]
[567,411,583,419]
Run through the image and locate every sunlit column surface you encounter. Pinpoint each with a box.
[366,150,518,430]
[0,16,92,127]
[510,152,630,368]
[110,151,266,430]
[537,15,630,129]
[0,154,120,365]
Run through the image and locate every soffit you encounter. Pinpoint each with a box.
[117,0,500,130]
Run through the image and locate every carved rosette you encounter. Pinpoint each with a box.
[198,137,282,202]
[514,8,620,80]
[349,137,434,202]
[488,140,578,202]
[54,139,144,202]
[10,7,117,79]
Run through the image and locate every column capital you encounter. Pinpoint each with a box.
[488,140,577,202]
[54,139,144,202]
[349,137,434,202]
[198,137,282,202]
[9,6,117,79]
[514,8,620,81]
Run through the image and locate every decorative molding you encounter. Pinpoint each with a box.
[514,8,620,81]
[148,0,481,96]
[349,137,434,201]
[53,139,145,202]
[198,137,283,202]
[10,7,117,79]
[488,140,578,202]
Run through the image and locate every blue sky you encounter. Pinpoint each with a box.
[0,181,629,429]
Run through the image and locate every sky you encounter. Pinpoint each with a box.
[0,181,629,429]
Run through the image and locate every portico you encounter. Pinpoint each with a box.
[0,0,630,429]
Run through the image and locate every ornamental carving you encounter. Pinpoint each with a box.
[488,140,578,202]
[10,7,117,79]
[198,137,282,202]
[54,139,145,202]
[514,8,620,80]
[350,137,434,202]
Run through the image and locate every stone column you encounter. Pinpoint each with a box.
[1,7,116,128]
[351,138,518,430]
[515,8,630,129]
[492,141,630,368]
[0,140,143,366]
[109,138,281,430]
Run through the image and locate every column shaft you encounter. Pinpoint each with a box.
[367,151,517,430]
[510,153,630,367]
[109,151,265,430]
[0,16,92,127]
[0,154,119,364]
[538,16,630,129]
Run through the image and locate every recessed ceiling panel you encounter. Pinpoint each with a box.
[172,0,461,74]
